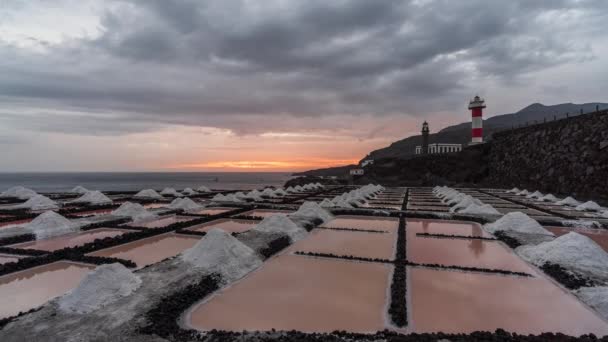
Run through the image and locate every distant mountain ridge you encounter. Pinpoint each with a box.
[363,102,608,162]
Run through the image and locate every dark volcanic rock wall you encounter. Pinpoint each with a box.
[487,109,608,201]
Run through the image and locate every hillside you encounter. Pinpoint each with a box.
[364,102,608,161]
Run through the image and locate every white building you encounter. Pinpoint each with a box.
[361,159,374,167]
[415,143,462,155]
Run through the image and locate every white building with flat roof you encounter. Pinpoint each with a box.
[415,143,462,155]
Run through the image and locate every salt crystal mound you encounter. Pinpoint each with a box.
[13,194,59,210]
[26,211,79,240]
[506,187,520,193]
[197,186,211,193]
[252,215,307,242]
[292,201,334,222]
[111,202,157,222]
[182,188,198,196]
[212,193,241,202]
[58,263,141,314]
[285,186,296,193]
[168,197,203,212]
[556,196,581,207]
[160,187,182,197]
[133,189,164,200]
[576,286,608,320]
[576,201,603,212]
[314,182,324,188]
[71,191,113,205]
[449,195,482,213]
[319,198,336,208]
[459,203,501,215]
[517,232,608,280]
[294,185,304,192]
[484,212,554,236]
[602,211,608,219]
[261,188,278,198]
[538,194,558,202]
[273,188,287,196]
[0,186,38,199]
[516,189,530,196]
[244,190,263,201]
[181,228,262,281]
[70,186,89,194]
[526,191,544,199]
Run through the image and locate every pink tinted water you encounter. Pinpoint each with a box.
[291,229,395,259]
[322,216,398,231]
[10,228,130,252]
[0,261,94,319]
[188,255,390,333]
[88,233,200,269]
[407,219,493,238]
[186,219,257,233]
[0,254,22,265]
[0,218,32,228]
[192,208,234,215]
[410,267,608,336]
[126,215,195,229]
[408,233,535,274]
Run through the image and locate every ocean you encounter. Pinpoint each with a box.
[0,172,294,193]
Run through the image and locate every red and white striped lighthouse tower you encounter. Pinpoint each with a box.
[468,95,486,144]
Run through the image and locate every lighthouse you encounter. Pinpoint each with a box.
[468,95,486,144]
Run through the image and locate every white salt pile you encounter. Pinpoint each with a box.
[160,188,182,197]
[133,189,164,200]
[576,201,603,212]
[197,186,211,193]
[517,232,608,280]
[459,203,501,215]
[506,187,520,193]
[484,212,554,236]
[244,190,263,201]
[70,186,89,194]
[58,263,141,314]
[26,211,79,240]
[556,196,581,207]
[273,188,287,196]
[0,186,38,199]
[286,186,296,193]
[111,202,157,222]
[292,201,333,223]
[261,188,278,198]
[13,194,59,210]
[602,211,608,219]
[71,191,113,205]
[294,185,304,192]
[576,287,608,320]
[526,191,544,199]
[168,197,203,212]
[319,198,336,208]
[212,193,241,202]
[182,188,197,196]
[449,195,482,213]
[181,228,262,281]
[538,194,558,202]
[516,189,530,196]
[252,215,307,242]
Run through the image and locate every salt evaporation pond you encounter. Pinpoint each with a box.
[407,232,536,274]
[10,228,131,252]
[70,209,114,217]
[291,229,395,260]
[407,219,493,238]
[0,254,22,265]
[187,255,389,333]
[125,215,196,229]
[409,267,608,336]
[88,233,200,269]
[0,218,33,228]
[191,207,235,216]
[545,226,608,252]
[238,209,292,218]
[0,261,94,319]
[321,216,398,231]
[185,219,258,234]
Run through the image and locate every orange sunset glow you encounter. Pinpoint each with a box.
[170,158,360,172]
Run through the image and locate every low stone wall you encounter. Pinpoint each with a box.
[488,109,608,201]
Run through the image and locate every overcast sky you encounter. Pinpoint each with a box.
[1,0,607,172]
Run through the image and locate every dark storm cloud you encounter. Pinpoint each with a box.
[1,0,607,135]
